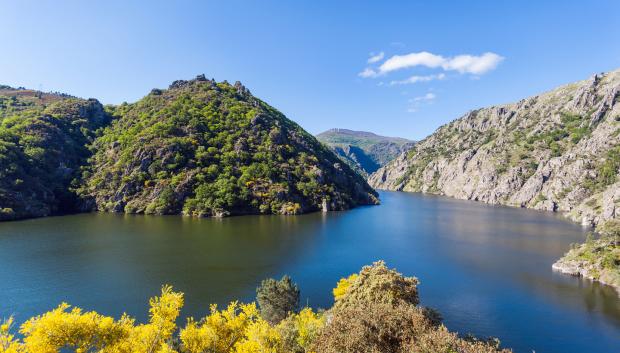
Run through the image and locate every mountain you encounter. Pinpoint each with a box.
[0,86,110,221]
[316,128,415,176]
[370,69,620,228]
[79,76,378,217]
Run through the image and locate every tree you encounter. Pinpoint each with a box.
[256,276,300,325]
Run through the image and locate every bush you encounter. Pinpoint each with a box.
[332,261,419,310]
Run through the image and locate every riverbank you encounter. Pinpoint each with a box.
[552,221,620,296]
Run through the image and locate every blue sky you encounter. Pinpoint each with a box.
[1,1,619,140]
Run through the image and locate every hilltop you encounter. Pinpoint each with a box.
[0,86,110,220]
[79,76,378,217]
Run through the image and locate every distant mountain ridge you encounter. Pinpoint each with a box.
[316,128,415,176]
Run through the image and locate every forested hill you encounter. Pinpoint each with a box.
[370,69,620,228]
[79,76,378,217]
[316,128,414,176]
[0,86,110,220]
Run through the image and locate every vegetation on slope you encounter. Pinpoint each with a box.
[553,220,620,293]
[0,87,110,221]
[370,70,620,225]
[0,262,511,353]
[316,129,414,176]
[80,76,378,217]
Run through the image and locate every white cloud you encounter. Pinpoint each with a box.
[371,51,503,76]
[358,68,378,78]
[379,51,445,74]
[367,52,385,64]
[441,52,504,74]
[390,73,445,85]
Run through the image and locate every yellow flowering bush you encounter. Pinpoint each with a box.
[331,274,358,301]
[0,263,511,353]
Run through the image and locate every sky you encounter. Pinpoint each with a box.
[1,1,619,140]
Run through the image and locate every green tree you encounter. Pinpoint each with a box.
[256,275,300,325]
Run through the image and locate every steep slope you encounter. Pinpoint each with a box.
[370,69,620,228]
[316,128,414,176]
[0,87,110,220]
[80,76,378,217]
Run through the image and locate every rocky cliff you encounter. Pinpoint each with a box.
[369,69,620,228]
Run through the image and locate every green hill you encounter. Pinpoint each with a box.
[316,129,414,176]
[79,76,378,217]
[0,87,110,220]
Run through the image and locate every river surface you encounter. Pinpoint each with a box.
[0,191,618,352]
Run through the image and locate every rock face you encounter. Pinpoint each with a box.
[370,69,620,228]
[316,128,415,176]
[80,76,378,217]
[0,87,110,220]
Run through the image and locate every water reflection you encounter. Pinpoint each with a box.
[0,191,618,353]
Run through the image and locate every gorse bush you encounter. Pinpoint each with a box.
[0,262,510,353]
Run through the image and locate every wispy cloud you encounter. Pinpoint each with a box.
[390,73,445,85]
[412,92,436,101]
[361,51,504,77]
[367,52,384,64]
[441,53,504,74]
[358,68,378,78]
[407,92,436,113]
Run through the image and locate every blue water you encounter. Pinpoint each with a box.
[0,191,618,352]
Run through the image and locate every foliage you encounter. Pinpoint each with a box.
[1,285,183,353]
[315,262,508,353]
[276,308,324,353]
[80,77,378,217]
[558,220,620,289]
[0,263,511,353]
[331,274,357,301]
[597,145,620,187]
[332,261,419,311]
[316,129,414,176]
[256,276,300,325]
[0,88,110,220]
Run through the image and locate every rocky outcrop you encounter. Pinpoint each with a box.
[370,69,620,228]
[552,226,620,296]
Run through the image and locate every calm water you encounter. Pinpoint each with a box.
[0,191,618,352]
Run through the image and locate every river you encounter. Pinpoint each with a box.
[0,191,618,352]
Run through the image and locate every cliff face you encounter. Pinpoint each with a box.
[370,69,620,227]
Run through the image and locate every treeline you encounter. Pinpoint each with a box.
[0,262,510,353]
